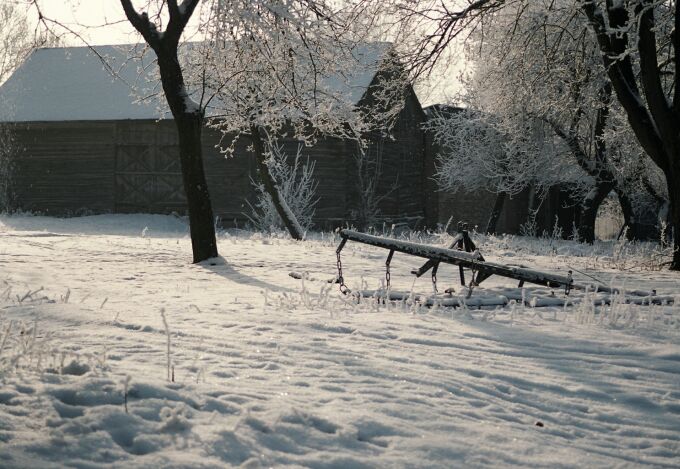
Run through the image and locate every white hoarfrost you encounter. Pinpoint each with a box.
[430,0,666,214]
[0,213,679,467]
[247,143,319,235]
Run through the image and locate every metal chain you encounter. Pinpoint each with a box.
[466,279,475,299]
[336,239,350,295]
[385,250,394,291]
[431,263,439,294]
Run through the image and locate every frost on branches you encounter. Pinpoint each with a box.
[427,0,666,242]
[193,1,401,147]
[180,0,405,239]
[246,142,318,236]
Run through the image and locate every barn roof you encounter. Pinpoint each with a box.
[0,43,390,123]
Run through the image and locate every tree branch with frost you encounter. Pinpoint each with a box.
[391,0,510,78]
[431,0,668,242]
[577,0,680,260]
[185,0,406,239]
[579,0,669,172]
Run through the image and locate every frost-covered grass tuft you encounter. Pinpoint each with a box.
[0,281,108,377]
[0,317,107,376]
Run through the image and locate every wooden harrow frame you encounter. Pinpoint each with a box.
[335,226,666,304]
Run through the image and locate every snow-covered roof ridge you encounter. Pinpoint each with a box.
[0,42,392,123]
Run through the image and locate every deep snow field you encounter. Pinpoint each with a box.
[0,213,679,468]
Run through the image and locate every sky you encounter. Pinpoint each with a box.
[29,0,173,45]
[11,0,463,105]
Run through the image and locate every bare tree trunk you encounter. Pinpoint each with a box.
[175,114,218,261]
[579,181,614,244]
[616,189,658,242]
[486,191,506,234]
[120,0,218,263]
[250,125,304,240]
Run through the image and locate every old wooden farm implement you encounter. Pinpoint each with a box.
[335,224,669,307]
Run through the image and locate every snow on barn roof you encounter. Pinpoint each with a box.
[0,45,168,122]
[0,43,389,123]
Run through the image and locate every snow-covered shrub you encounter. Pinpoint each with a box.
[519,212,539,238]
[543,215,564,241]
[246,143,318,235]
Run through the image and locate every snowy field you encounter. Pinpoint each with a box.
[1,214,679,468]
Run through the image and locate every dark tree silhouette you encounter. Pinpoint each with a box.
[120,0,218,263]
[580,0,680,267]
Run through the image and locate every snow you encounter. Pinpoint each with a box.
[1,213,679,467]
[0,45,170,122]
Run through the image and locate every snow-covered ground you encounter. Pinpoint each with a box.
[1,214,679,468]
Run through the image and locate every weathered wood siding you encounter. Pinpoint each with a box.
[12,122,116,215]
[10,99,427,229]
[345,85,428,229]
[270,136,349,227]
[114,121,184,213]
[436,187,532,234]
[202,129,257,225]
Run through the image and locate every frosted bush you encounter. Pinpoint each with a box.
[246,143,318,235]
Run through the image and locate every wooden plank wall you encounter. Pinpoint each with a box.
[345,86,428,229]
[203,129,350,229]
[274,135,348,228]
[12,122,116,215]
[11,113,428,230]
[201,128,257,226]
[114,121,184,214]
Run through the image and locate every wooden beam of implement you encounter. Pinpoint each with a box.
[339,230,653,297]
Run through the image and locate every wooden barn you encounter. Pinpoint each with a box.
[0,45,429,229]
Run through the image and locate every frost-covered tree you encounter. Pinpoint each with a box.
[447,0,661,243]
[0,4,37,84]
[116,0,218,263]
[188,0,402,240]
[246,143,319,234]
[396,0,671,244]
[578,0,680,267]
[427,105,580,234]
[395,0,680,266]
[428,2,603,238]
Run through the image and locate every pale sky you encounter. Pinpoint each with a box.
[11,0,462,105]
[25,0,138,45]
[28,0,196,45]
